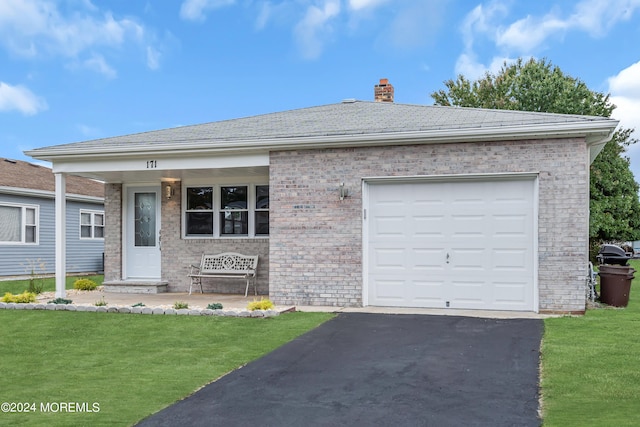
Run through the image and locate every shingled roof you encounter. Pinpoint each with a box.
[0,158,104,199]
[26,101,617,158]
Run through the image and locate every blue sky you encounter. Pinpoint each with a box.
[1,0,640,176]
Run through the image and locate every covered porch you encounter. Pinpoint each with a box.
[44,155,270,299]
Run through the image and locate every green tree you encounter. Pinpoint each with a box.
[431,58,640,245]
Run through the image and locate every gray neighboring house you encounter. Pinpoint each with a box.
[26,100,618,313]
[0,158,104,277]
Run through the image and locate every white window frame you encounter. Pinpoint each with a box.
[0,202,39,245]
[80,209,105,240]
[182,182,269,239]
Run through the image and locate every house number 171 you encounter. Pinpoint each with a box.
[146,160,157,169]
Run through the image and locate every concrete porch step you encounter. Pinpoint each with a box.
[102,281,169,294]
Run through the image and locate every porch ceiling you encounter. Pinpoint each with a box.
[69,166,269,184]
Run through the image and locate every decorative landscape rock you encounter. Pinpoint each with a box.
[1,299,280,317]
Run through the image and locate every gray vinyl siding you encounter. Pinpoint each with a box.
[0,193,104,276]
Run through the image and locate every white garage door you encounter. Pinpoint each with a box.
[366,178,536,311]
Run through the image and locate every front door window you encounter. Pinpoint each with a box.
[134,193,156,247]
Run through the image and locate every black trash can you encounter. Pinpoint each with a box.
[598,265,635,307]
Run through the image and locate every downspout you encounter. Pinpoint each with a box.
[55,173,66,298]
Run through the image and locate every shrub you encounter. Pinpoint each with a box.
[74,278,98,291]
[173,301,189,310]
[247,298,274,311]
[131,302,145,307]
[49,298,73,305]
[207,302,223,310]
[95,297,107,307]
[2,291,37,303]
[28,278,44,295]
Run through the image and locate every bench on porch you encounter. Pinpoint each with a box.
[188,252,259,296]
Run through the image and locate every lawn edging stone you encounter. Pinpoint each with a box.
[0,301,280,317]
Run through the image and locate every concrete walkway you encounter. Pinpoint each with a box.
[35,289,554,319]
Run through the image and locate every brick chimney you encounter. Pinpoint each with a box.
[374,78,394,102]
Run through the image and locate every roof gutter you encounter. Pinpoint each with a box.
[0,186,104,203]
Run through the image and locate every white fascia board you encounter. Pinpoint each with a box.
[0,186,104,203]
[50,152,269,175]
[27,120,619,161]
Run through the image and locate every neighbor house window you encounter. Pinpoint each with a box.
[0,203,38,244]
[80,210,105,239]
[184,184,268,237]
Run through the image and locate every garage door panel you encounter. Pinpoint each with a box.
[371,248,406,272]
[372,216,406,237]
[367,178,535,311]
[451,214,487,237]
[493,214,529,236]
[493,282,528,303]
[413,248,447,270]
[492,249,529,271]
[413,215,446,237]
[371,279,406,303]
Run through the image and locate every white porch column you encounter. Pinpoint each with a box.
[55,173,66,298]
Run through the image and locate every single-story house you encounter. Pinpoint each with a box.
[0,157,104,276]
[25,100,618,313]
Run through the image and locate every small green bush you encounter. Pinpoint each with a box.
[28,278,44,294]
[74,278,98,291]
[207,302,223,310]
[247,298,274,311]
[49,298,73,305]
[95,297,107,307]
[2,291,37,303]
[173,301,189,310]
[132,302,145,307]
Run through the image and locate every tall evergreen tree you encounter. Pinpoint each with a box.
[431,58,640,245]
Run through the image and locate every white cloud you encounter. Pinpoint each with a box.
[493,0,640,53]
[0,81,48,115]
[495,14,568,52]
[454,53,516,80]
[456,0,640,81]
[609,61,640,98]
[0,0,158,74]
[180,0,236,22]
[293,0,341,60]
[146,46,161,70]
[348,0,391,11]
[608,61,640,177]
[609,61,640,137]
[83,53,117,79]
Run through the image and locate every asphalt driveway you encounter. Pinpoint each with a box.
[136,313,543,427]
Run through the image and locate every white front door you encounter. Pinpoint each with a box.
[125,186,161,279]
[366,178,536,311]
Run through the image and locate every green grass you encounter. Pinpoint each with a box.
[0,275,104,295]
[541,259,640,426]
[0,310,334,426]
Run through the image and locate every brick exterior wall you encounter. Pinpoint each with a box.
[160,183,270,294]
[103,182,268,293]
[104,183,122,281]
[269,139,590,312]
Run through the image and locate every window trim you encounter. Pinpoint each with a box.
[0,202,39,245]
[79,209,105,240]
[182,182,269,239]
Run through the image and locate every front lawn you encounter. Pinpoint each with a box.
[541,259,640,426]
[0,310,334,426]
